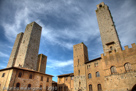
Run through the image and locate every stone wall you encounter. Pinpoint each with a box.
[0,69,13,91]
[86,59,104,91]
[1,68,53,91]
[57,75,74,91]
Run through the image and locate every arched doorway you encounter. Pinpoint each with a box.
[78,89,82,91]
[132,84,136,91]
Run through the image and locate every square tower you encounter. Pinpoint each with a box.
[14,22,42,70]
[96,2,122,54]
[36,54,47,73]
[7,32,24,68]
[73,42,89,91]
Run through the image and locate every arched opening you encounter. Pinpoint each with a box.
[16,83,20,90]
[40,85,42,90]
[132,84,136,91]
[27,84,31,90]
[98,84,102,91]
[110,66,117,74]
[78,89,82,91]
[89,84,92,91]
[99,4,102,8]
[124,63,132,72]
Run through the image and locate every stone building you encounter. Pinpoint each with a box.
[57,2,136,91]
[0,22,53,91]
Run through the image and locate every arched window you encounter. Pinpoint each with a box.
[96,72,100,77]
[16,83,20,89]
[124,63,132,71]
[27,84,31,90]
[88,73,92,79]
[18,72,22,77]
[98,84,102,91]
[89,84,92,91]
[111,66,117,74]
[29,74,32,79]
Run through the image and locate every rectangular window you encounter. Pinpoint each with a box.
[41,76,43,81]
[94,62,98,67]
[47,77,49,82]
[2,73,5,77]
[87,65,90,69]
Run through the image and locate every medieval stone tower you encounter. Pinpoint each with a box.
[7,22,42,70]
[96,2,122,54]
[73,43,89,91]
[37,54,47,73]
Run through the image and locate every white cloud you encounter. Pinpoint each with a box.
[1,0,100,50]
[0,52,9,58]
[47,59,73,68]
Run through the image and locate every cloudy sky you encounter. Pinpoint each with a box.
[0,0,136,82]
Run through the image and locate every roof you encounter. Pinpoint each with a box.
[0,67,53,77]
[57,73,74,77]
[52,81,57,83]
[85,57,101,64]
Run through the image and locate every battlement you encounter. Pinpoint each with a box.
[101,43,136,58]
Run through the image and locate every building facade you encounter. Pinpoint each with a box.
[0,22,53,91]
[57,2,136,91]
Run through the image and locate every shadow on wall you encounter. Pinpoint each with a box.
[57,83,71,91]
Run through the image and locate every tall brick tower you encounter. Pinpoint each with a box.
[96,2,121,54]
[7,33,24,68]
[8,22,42,70]
[36,54,47,73]
[73,42,89,91]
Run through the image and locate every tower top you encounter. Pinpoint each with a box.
[96,2,121,54]
[96,2,105,9]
